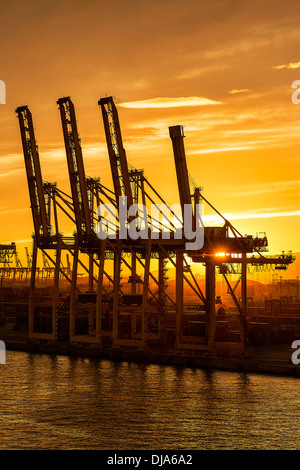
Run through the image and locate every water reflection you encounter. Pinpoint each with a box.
[1,350,300,449]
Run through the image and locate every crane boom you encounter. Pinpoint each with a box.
[98,96,133,212]
[57,97,92,244]
[15,105,50,246]
[169,125,192,210]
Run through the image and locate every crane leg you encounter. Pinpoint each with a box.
[28,237,37,338]
[96,240,106,342]
[175,249,184,348]
[206,260,216,350]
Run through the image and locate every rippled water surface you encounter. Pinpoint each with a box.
[0,350,300,449]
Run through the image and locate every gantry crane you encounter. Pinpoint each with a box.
[97,97,194,347]
[15,106,50,247]
[98,96,152,345]
[15,97,295,355]
[16,106,77,341]
[57,96,118,342]
[169,124,294,350]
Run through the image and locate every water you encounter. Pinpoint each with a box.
[0,350,299,450]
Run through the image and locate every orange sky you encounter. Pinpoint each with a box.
[0,0,300,278]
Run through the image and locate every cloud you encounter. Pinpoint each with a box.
[234,180,300,197]
[119,97,222,109]
[2,238,33,245]
[273,61,300,70]
[228,88,251,94]
[189,146,253,154]
[228,209,300,220]
[0,208,29,215]
[176,65,228,80]
[0,169,23,178]
[203,209,300,225]
[0,154,24,166]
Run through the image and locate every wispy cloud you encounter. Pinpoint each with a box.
[228,88,251,94]
[227,209,300,221]
[176,65,228,80]
[0,169,23,178]
[0,208,29,215]
[0,154,23,166]
[119,97,222,109]
[188,133,295,155]
[273,61,300,70]
[37,144,107,162]
[203,209,300,225]
[234,180,300,197]
[189,146,253,155]
[2,238,33,245]
[227,128,278,135]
